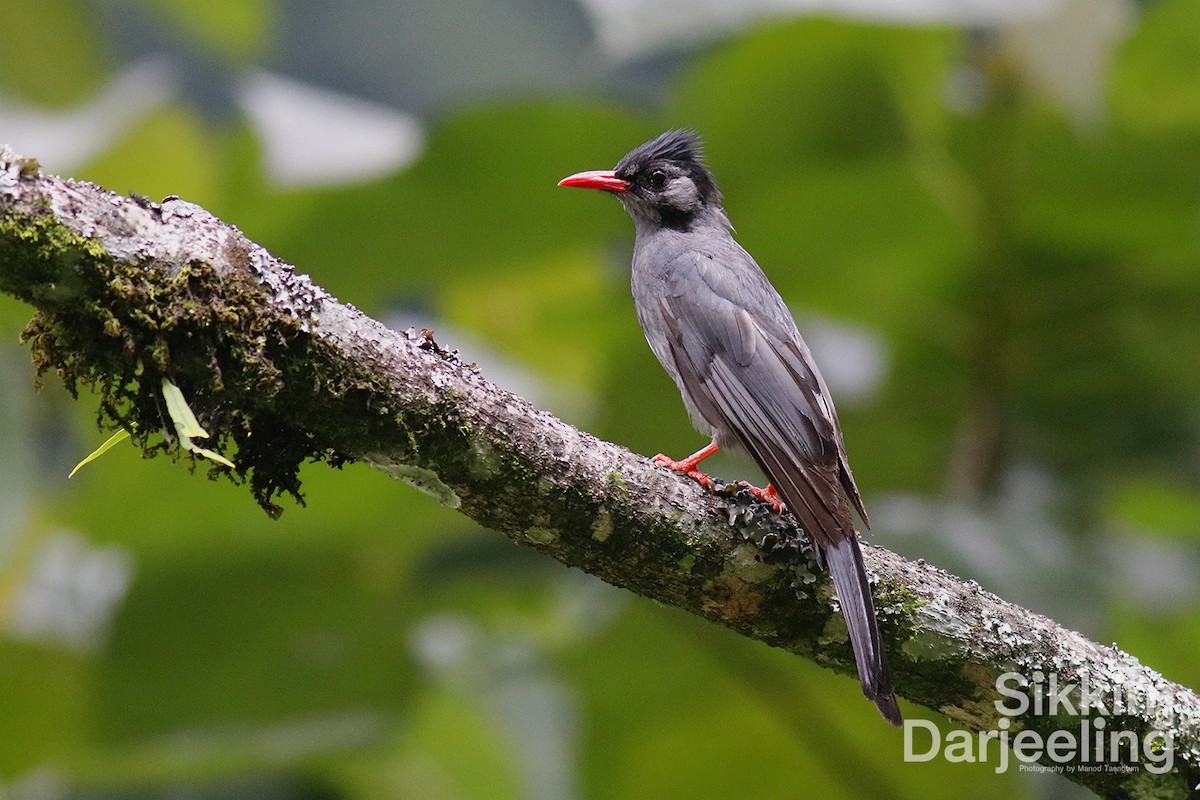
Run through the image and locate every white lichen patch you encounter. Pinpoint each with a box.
[525,527,559,544]
[365,454,461,509]
[591,508,613,542]
[468,439,504,479]
[979,607,1014,640]
[902,595,972,661]
[726,541,776,584]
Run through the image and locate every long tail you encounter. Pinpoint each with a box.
[822,535,902,725]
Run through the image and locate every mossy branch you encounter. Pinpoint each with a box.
[1,148,1197,799]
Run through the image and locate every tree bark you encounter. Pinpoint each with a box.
[1,148,1197,799]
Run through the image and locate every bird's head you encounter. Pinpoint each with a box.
[558,129,725,231]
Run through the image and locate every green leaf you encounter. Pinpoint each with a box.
[0,0,107,105]
[161,378,235,469]
[161,378,209,440]
[1109,478,1200,539]
[69,429,132,479]
[133,0,271,59]
[1109,0,1200,134]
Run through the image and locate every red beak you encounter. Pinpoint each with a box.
[557,169,629,193]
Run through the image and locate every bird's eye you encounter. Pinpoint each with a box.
[648,169,667,190]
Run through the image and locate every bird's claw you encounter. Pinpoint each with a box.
[653,453,717,489]
[738,481,785,513]
[652,451,782,511]
[651,453,675,467]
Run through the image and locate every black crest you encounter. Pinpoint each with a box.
[619,129,703,168]
[616,129,721,207]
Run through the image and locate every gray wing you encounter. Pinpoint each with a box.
[651,250,900,723]
[652,249,867,546]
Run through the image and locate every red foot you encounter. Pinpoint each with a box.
[653,442,786,513]
[654,440,720,490]
[739,481,785,513]
[654,453,716,489]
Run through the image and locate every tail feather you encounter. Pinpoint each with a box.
[823,535,902,726]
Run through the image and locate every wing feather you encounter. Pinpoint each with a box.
[646,248,895,722]
[654,261,860,546]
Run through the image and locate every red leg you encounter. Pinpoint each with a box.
[738,481,785,513]
[653,440,720,489]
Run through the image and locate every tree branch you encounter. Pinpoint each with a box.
[1,148,1197,799]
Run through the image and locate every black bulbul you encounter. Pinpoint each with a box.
[559,129,901,725]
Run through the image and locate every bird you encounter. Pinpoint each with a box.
[558,129,901,725]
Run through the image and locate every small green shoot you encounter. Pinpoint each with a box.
[69,429,132,478]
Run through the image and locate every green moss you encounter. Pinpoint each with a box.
[0,211,108,302]
[877,578,925,671]
[882,580,924,621]
[16,157,42,179]
[524,527,559,544]
[2,206,409,517]
[603,469,628,493]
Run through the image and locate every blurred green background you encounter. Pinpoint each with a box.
[2,0,1199,797]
